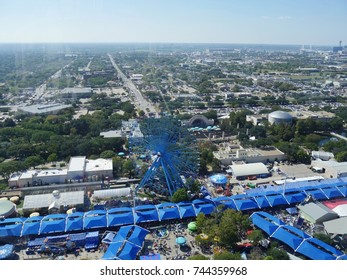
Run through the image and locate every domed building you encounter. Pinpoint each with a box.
[209,174,228,189]
[0,200,16,218]
[268,111,293,125]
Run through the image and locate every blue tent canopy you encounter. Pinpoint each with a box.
[295,239,337,260]
[177,202,196,218]
[336,185,347,197]
[156,203,180,221]
[320,187,344,199]
[39,214,67,234]
[193,199,216,215]
[212,197,237,210]
[128,226,150,247]
[337,255,347,260]
[251,195,270,208]
[265,193,288,207]
[0,244,14,260]
[250,213,280,236]
[107,207,134,227]
[283,192,306,204]
[21,216,43,236]
[210,174,228,184]
[66,212,84,232]
[113,226,133,243]
[84,210,107,229]
[271,226,304,250]
[0,217,25,237]
[301,238,343,257]
[233,198,258,211]
[134,205,159,223]
[254,212,285,225]
[101,242,123,260]
[304,188,328,200]
[117,241,141,260]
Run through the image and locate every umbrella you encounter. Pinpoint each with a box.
[188,222,197,231]
[176,236,186,245]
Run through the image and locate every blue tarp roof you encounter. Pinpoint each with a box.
[39,214,67,234]
[295,239,337,260]
[107,207,134,227]
[193,199,216,215]
[117,241,141,260]
[66,212,84,232]
[0,217,25,237]
[265,194,288,207]
[233,198,258,211]
[128,226,149,247]
[250,213,280,236]
[301,237,343,257]
[212,197,237,210]
[271,226,305,250]
[101,242,123,260]
[134,205,159,223]
[283,192,306,204]
[21,216,43,236]
[157,203,180,221]
[336,185,347,197]
[84,210,107,229]
[177,202,196,218]
[304,188,328,200]
[0,244,14,260]
[113,226,132,243]
[320,187,344,199]
[251,195,270,208]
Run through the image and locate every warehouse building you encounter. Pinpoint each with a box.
[298,202,338,224]
[8,156,113,188]
[22,190,85,215]
[227,162,270,180]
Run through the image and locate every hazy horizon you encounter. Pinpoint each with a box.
[0,0,346,45]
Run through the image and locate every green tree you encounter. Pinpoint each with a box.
[313,233,333,245]
[219,209,251,249]
[336,151,347,163]
[122,159,136,177]
[267,247,289,260]
[188,254,209,260]
[100,150,116,159]
[171,187,189,203]
[47,153,58,163]
[25,155,44,168]
[213,252,242,260]
[248,229,264,245]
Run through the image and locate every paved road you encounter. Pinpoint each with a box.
[108,53,158,117]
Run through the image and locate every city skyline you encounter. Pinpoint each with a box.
[0,0,346,45]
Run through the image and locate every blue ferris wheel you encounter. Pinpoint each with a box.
[131,117,199,197]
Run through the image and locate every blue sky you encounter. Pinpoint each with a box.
[0,0,346,45]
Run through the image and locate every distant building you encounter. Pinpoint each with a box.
[59,87,93,100]
[17,104,72,115]
[100,119,143,140]
[311,151,334,161]
[0,200,16,218]
[268,111,293,125]
[311,160,347,178]
[214,145,285,165]
[227,162,269,180]
[298,202,338,224]
[22,190,85,215]
[8,156,113,188]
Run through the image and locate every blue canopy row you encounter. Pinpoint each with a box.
[1,179,347,238]
[250,211,344,260]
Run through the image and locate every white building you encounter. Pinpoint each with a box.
[228,162,269,180]
[8,156,113,188]
[311,160,347,178]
